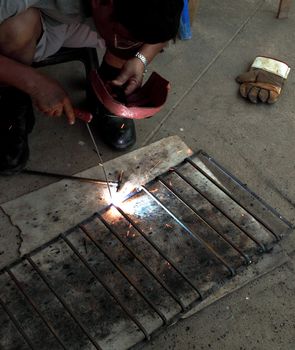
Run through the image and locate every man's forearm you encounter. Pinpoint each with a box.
[0,54,40,94]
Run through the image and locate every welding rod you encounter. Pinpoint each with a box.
[23,169,118,187]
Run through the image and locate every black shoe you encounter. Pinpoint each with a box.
[86,61,136,150]
[99,110,136,150]
[0,89,35,175]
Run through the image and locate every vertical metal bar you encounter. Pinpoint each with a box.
[113,205,203,300]
[158,178,251,264]
[173,169,266,252]
[6,269,67,350]
[61,234,150,341]
[0,296,35,350]
[65,232,168,326]
[95,213,186,312]
[186,158,281,241]
[26,257,103,350]
[141,185,236,277]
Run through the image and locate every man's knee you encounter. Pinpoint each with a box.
[0,8,42,62]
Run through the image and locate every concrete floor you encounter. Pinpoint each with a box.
[1,0,295,349]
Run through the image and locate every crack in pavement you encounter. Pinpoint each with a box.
[0,206,23,259]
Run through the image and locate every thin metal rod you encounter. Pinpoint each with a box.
[173,169,266,251]
[186,158,281,241]
[67,230,168,326]
[62,234,150,340]
[27,257,102,350]
[197,153,293,229]
[23,169,118,187]
[158,178,251,264]
[6,269,67,350]
[113,205,203,300]
[95,213,186,312]
[0,296,35,349]
[141,185,235,277]
[86,123,113,200]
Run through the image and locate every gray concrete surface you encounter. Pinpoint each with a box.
[1,0,295,349]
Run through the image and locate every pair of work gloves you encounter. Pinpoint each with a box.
[236,56,290,104]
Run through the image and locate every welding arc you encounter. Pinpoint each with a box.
[86,124,113,200]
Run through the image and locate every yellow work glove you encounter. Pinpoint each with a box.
[236,56,290,104]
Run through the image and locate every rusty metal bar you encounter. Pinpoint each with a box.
[0,296,35,349]
[141,186,236,277]
[186,158,280,242]
[62,234,150,340]
[70,229,168,326]
[158,178,251,264]
[26,257,103,350]
[6,269,67,350]
[173,169,266,252]
[23,169,118,187]
[94,213,186,312]
[194,153,293,229]
[113,205,203,300]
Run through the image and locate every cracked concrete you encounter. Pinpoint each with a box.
[0,207,21,269]
[1,136,191,259]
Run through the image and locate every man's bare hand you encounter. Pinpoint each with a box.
[111,58,145,95]
[30,74,75,124]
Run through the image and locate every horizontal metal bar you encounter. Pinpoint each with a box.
[27,257,103,350]
[158,178,251,265]
[141,186,235,277]
[6,269,67,350]
[0,295,35,349]
[73,228,168,325]
[62,233,150,341]
[23,169,118,187]
[96,212,186,312]
[113,205,203,300]
[173,168,267,252]
[186,157,281,241]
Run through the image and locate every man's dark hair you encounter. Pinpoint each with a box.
[112,0,184,43]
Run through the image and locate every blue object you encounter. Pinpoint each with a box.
[179,0,192,40]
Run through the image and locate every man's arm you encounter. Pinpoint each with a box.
[0,0,40,24]
[111,42,167,95]
[0,54,76,124]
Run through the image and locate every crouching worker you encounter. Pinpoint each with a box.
[0,0,184,175]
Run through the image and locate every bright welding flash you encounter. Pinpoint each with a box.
[111,182,139,206]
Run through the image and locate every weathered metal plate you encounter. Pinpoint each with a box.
[0,151,292,350]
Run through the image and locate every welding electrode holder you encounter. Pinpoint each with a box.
[74,108,93,123]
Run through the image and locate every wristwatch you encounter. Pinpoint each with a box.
[135,52,148,73]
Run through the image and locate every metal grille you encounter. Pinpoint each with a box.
[0,151,292,350]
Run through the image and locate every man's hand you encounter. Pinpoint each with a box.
[111,57,145,95]
[30,74,75,124]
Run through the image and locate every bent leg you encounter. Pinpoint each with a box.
[0,8,39,174]
[0,8,42,65]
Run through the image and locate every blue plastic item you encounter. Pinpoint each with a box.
[179,0,192,40]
